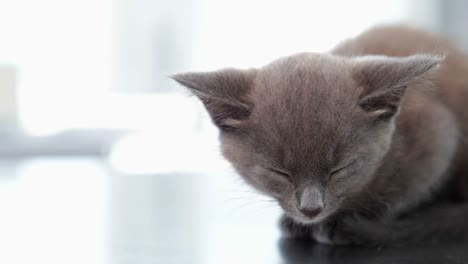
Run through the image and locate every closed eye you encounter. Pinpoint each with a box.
[269,168,292,181]
[330,166,347,176]
[330,161,356,178]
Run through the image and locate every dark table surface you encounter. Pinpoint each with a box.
[280,239,468,264]
[1,158,467,264]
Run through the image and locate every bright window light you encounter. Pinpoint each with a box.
[0,0,419,164]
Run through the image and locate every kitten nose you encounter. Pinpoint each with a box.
[298,206,323,218]
[297,187,324,218]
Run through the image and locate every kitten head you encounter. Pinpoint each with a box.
[172,53,442,224]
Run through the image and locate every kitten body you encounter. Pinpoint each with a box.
[173,25,468,246]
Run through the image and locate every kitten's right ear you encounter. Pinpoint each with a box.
[171,69,256,131]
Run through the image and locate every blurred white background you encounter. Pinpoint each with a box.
[0,1,467,263]
[1,0,461,174]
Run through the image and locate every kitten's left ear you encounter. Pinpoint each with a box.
[354,54,444,120]
[171,68,256,131]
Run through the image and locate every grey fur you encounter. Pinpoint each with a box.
[172,25,468,246]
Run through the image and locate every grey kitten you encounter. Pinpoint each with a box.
[172,25,468,246]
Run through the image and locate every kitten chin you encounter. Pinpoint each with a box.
[290,214,329,225]
[174,24,468,246]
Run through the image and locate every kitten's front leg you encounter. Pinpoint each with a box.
[313,216,390,246]
[279,214,387,246]
[279,215,313,240]
[279,214,361,245]
[282,204,468,246]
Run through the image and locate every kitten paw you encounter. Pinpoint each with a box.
[279,215,313,239]
[311,220,353,245]
[279,215,358,245]
[312,217,385,246]
[279,214,384,246]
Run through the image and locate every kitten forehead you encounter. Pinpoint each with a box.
[255,53,359,104]
[260,53,351,81]
[253,52,362,122]
[245,53,365,170]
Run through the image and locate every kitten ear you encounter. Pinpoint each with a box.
[355,54,443,120]
[171,68,256,131]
